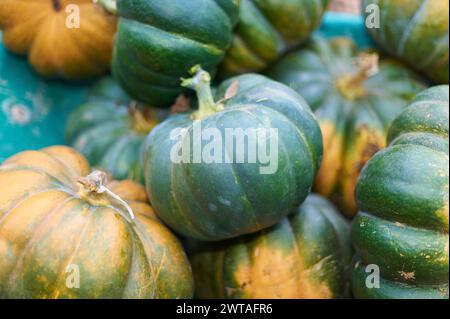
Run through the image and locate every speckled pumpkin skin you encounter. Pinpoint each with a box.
[363,0,449,84]
[0,146,193,299]
[0,0,117,80]
[268,36,425,216]
[190,194,352,299]
[112,0,239,107]
[66,77,167,184]
[143,73,323,241]
[220,0,329,77]
[352,86,449,299]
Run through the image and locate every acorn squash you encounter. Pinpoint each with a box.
[109,0,239,107]
[221,0,329,76]
[190,194,352,299]
[268,36,425,216]
[0,0,117,80]
[362,0,449,84]
[66,77,168,184]
[352,86,449,299]
[143,66,322,241]
[0,146,194,298]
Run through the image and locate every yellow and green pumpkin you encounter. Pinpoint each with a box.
[189,194,352,299]
[0,146,194,299]
[0,0,117,80]
[352,86,449,299]
[221,0,329,77]
[268,36,425,216]
[363,0,449,84]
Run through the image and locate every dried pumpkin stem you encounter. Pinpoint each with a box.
[78,171,135,220]
[336,52,379,101]
[128,102,159,134]
[181,65,223,120]
[97,0,117,15]
[52,0,62,11]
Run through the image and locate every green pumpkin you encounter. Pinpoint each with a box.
[109,0,240,107]
[221,0,329,77]
[143,66,323,241]
[362,0,449,84]
[268,36,425,216]
[66,77,167,184]
[189,194,352,299]
[352,86,449,299]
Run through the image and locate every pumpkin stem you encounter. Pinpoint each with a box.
[97,0,117,15]
[128,102,160,135]
[181,65,223,120]
[336,52,379,101]
[52,0,62,11]
[77,171,135,221]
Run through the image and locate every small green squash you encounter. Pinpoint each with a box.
[143,67,323,241]
[190,194,352,299]
[0,146,194,299]
[65,77,167,184]
[352,86,449,299]
[109,0,240,107]
[221,0,329,76]
[268,36,425,216]
[363,0,449,84]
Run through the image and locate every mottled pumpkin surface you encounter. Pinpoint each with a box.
[363,0,449,84]
[112,0,239,107]
[268,36,425,216]
[143,68,322,241]
[0,0,117,80]
[0,146,193,299]
[66,77,167,184]
[189,194,352,299]
[352,86,449,299]
[220,0,329,76]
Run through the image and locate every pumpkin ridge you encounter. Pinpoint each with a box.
[0,165,72,192]
[169,165,210,239]
[42,149,82,182]
[397,0,428,56]
[0,189,72,226]
[49,204,94,299]
[113,43,183,87]
[3,197,76,294]
[258,104,317,174]
[284,218,307,297]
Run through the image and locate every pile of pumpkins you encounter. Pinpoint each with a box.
[0,0,448,299]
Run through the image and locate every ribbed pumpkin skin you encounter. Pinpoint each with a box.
[143,74,322,241]
[190,194,352,299]
[112,0,239,107]
[0,0,116,80]
[363,0,449,84]
[0,146,194,299]
[352,86,449,299]
[66,77,166,184]
[221,0,328,76]
[268,37,425,216]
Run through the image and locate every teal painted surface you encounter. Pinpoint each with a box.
[0,34,88,163]
[318,12,376,49]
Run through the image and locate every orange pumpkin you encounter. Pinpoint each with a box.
[0,146,194,299]
[0,0,117,80]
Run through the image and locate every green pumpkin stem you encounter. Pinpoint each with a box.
[181,65,223,120]
[78,171,135,221]
[97,0,117,15]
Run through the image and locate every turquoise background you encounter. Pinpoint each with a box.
[0,13,374,163]
[0,34,89,162]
